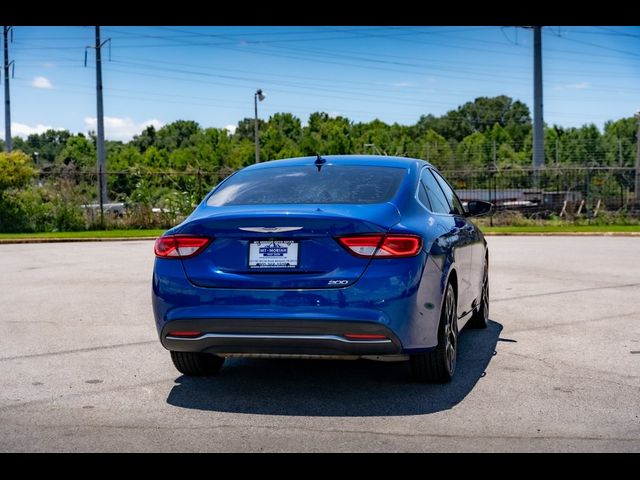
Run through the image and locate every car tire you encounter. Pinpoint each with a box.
[410,282,458,383]
[170,351,225,376]
[468,259,489,329]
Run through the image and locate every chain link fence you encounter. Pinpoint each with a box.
[1,164,638,233]
[443,166,639,218]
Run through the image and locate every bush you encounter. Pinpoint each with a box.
[0,150,36,191]
[0,181,87,233]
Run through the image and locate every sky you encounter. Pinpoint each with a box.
[2,25,639,141]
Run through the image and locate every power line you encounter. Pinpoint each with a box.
[543,29,640,58]
[5,26,638,135]
[593,26,640,39]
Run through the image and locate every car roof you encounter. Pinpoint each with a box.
[242,155,433,171]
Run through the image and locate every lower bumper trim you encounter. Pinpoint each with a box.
[161,319,402,356]
[166,332,393,344]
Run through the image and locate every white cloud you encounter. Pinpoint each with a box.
[8,122,65,138]
[553,81,591,92]
[42,62,55,68]
[392,82,415,88]
[224,124,237,135]
[83,117,164,141]
[31,76,53,89]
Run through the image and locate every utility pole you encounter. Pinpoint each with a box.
[532,26,544,178]
[635,111,640,202]
[86,27,110,223]
[95,27,107,219]
[3,26,13,152]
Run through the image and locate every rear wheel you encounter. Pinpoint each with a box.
[170,351,225,376]
[410,282,458,383]
[468,259,489,329]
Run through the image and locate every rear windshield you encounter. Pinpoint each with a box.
[206,165,406,206]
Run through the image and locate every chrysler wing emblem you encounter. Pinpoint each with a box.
[238,227,303,233]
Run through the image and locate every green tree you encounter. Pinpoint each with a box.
[351,119,414,157]
[438,96,531,146]
[0,151,37,191]
[421,129,454,170]
[603,117,637,166]
[0,151,41,233]
[142,146,169,169]
[130,125,157,153]
[234,117,265,142]
[198,127,233,167]
[18,129,72,164]
[557,124,604,165]
[261,113,303,161]
[411,114,443,140]
[456,132,491,169]
[156,120,201,151]
[227,139,255,168]
[55,134,96,169]
[107,146,145,198]
[301,112,352,155]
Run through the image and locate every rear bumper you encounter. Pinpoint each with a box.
[152,251,445,351]
[161,319,402,356]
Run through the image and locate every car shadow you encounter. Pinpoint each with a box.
[166,320,503,416]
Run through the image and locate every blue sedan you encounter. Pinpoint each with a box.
[152,155,491,382]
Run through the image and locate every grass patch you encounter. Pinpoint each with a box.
[481,224,640,234]
[0,229,165,239]
[2,224,640,240]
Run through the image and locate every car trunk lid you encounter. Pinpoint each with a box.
[178,203,400,289]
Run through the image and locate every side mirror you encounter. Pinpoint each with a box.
[465,200,493,217]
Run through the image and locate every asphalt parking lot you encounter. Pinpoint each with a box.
[0,236,638,452]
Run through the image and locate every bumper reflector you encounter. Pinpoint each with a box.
[167,331,202,338]
[344,333,388,340]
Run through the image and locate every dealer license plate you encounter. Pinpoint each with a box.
[249,240,298,269]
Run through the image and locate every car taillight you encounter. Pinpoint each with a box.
[154,235,211,259]
[336,234,422,258]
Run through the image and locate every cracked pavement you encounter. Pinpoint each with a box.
[0,237,638,452]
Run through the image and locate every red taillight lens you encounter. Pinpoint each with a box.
[344,333,388,340]
[336,235,384,257]
[154,235,211,259]
[377,235,422,257]
[167,331,202,338]
[337,234,422,258]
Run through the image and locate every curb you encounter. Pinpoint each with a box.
[0,237,158,244]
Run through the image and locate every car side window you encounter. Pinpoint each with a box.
[430,169,465,216]
[420,168,451,215]
[417,180,432,210]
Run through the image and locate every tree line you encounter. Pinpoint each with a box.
[0,95,637,233]
[1,95,637,173]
